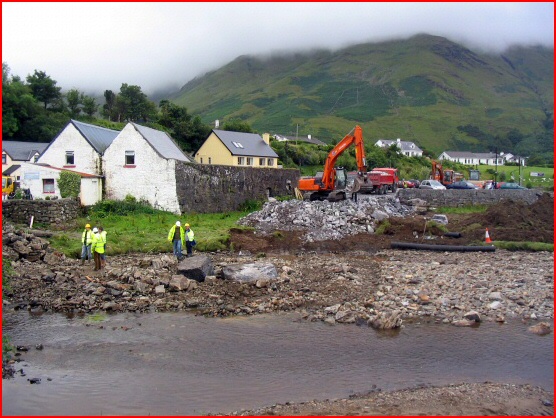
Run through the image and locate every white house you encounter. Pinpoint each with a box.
[37,119,120,175]
[438,151,505,166]
[2,140,48,183]
[16,162,102,205]
[375,138,423,157]
[273,133,326,146]
[103,122,192,214]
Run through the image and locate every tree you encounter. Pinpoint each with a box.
[102,90,116,121]
[66,88,83,118]
[26,70,61,109]
[82,96,98,117]
[117,83,155,122]
[222,118,253,133]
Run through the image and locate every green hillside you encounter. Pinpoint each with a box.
[169,34,553,157]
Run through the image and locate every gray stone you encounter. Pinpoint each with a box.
[176,255,213,282]
[221,262,278,283]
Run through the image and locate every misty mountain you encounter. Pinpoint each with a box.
[168,34,553,155]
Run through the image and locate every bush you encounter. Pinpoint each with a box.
[239,199,263,212]
[58,171,81,198]
[89,199,159,218]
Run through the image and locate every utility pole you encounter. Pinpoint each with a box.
[494,148,498,186]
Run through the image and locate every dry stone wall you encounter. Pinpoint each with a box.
[175,162,300,213]
[2,198,81,225]
[398,189,544,207]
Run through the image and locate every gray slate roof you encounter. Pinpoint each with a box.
[3,164,21,176]
[213,130,278,157]
[131,123,191,162]
[442,151,496,159]
[2,141,48,161]
[71,120,120,154]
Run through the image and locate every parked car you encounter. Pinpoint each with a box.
[446,181,479,190]
[407,179,421,188]
[419,180,446,190]
[398,179,416,188]
[499,182,527,189]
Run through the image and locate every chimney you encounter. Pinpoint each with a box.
[396,138,401,143]
[262,133,270,145]
[215,119,220,128]
[308,134,312,140]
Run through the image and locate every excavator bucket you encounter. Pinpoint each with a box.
[326,190,346,202]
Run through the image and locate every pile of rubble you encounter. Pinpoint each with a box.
[237,196,415,242]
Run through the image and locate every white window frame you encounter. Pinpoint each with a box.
[237,157,244,165]
[267,158,274,166]
[65,151,75,165]
[125,150,135,165]
[246,157,253,166]
[259,158,265,166]
[43,178,55,193]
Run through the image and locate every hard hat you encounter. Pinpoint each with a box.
[92,227,99,233]
[85,224,91,228]
[176,221,181,226]
[185,223,190,227]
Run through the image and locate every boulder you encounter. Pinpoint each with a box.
[176,255,213,283]
[221,262,278,283]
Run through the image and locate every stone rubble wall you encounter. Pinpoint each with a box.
[2,198,81,226]
[175,162,300,214]
[398,189,544,207]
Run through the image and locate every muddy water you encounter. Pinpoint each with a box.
[2,311,553,416]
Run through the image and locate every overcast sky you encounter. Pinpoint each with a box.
[2,2,554,95]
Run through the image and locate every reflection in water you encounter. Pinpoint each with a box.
[2,311,553,416]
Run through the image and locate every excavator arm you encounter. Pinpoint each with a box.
[321,125,367,189]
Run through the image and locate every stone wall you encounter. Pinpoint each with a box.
[175,163,300,213]
[397,189,545,207]
[2,198,81,225]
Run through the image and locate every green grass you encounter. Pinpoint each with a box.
[436,205,488,214]
[47,209,253,258]
[494,241,554,252]
[476,165,553,189]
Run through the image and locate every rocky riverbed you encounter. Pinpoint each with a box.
[2,194,553,415]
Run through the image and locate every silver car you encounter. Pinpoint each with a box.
[419,180,446,190]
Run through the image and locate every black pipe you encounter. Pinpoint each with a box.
[391,242,495,252]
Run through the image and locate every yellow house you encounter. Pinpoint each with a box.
[194,130,279,168]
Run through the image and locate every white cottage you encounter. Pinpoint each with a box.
[103,123,192,214]
[37,119,120,175]
[16,162,102,205]
[375,138,423,157]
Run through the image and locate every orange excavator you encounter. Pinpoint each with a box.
[298,125,368,201]
[431,160,463,186]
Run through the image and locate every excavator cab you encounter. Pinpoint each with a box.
[334,168,347,190]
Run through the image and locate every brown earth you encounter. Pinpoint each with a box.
[229,193,554,254]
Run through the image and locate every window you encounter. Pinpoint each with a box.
[43,179,55,193]
[267,158,274,166]
[232,141,244,149]
[200,157,203,164]
[259,158,265,166]
[65,151,74,165]
[208,157,212,164]
[125,151,135,166]
[237,157,244,165]
[2,153,6,164]
[246,157,253,166]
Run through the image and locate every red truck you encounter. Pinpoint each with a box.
[348,167,399,194]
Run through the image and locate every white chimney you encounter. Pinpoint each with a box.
[215,119,220,128]
[308,134,312,140]
[396,138,401,143]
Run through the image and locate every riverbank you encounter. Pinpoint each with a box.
[221,382,554,416]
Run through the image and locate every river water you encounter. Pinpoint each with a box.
[2,311,553,415]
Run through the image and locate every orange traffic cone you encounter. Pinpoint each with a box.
[485,228,492,244]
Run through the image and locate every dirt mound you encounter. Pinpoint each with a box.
[230,194,554,254]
